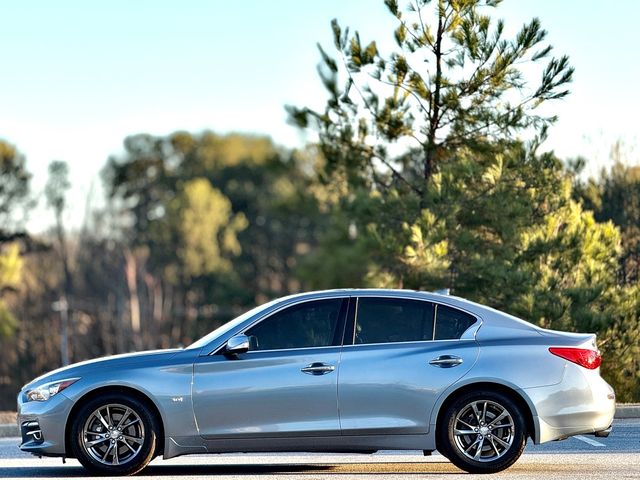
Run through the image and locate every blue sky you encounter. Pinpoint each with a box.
[1,0,638,232]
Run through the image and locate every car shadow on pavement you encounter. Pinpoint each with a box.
[0,462,461,478]
[0,466,88,478]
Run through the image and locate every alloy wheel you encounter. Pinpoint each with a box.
[81,403,145,466]
[452,399,515,462]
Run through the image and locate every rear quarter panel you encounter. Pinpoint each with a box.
[463,311,568,389]
[427,311,568,433]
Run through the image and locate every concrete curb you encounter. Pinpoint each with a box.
[0,424,17,438]
[615,403,640,419]
[1,404,638,439]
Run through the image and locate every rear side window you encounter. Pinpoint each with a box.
[355,298,435,344]
[434,304,476,340]
[245,299,343,351]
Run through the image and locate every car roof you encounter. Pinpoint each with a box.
[282,288,541,333]
[279,288,476,312]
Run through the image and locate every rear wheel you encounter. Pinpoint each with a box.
[438,390,526,474]
[70,393,159,476]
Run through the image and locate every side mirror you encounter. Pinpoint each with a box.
[225,334,250,355]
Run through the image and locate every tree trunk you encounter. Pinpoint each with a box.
[124,249,142,350]
[143,272,163,350]
[55,211,74,363]
[423,6,445,196]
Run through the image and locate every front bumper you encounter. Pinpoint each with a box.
[17,391,74,457]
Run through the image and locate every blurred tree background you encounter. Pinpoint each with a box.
[0,140,31,338]
[0,0,638,407]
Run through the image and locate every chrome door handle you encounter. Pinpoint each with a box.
[301,362,336,375]
[429,355,463,368]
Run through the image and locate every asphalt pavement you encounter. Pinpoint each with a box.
[0,419,638,479]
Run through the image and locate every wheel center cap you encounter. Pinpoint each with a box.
[480,426,490,435]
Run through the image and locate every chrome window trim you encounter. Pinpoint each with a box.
[341,337,477,349]
[242,344,343,355]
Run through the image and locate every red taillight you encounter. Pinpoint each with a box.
[549,347,601,369]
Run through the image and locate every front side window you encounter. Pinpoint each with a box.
[355,297,435,345]
[245,299,343,351]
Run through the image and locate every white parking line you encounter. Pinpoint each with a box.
[574,435,606,447]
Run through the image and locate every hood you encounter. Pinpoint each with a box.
[23,348,182,390]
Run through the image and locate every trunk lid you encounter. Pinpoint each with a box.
[539,329,598,349]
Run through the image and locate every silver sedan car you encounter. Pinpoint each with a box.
[17,289,615,475]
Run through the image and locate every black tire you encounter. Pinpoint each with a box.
[70,393,160,476]
[437,390,526,474]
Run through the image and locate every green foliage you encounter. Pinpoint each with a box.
[291,0,637,400]
[288,0,574,197]
[399,210,450,288]
[45,160,71,218]
[0,242,22,287]
[0,306,17,338]
[0,1,638,406]
[575,154,640,285]
[103,131,330,343]
[289,0,580,308]
[44,159,74,297]
[598,287,640,402]
[296,212,373,290]
[570,146,640,401]
[0,242,22,337]
[167,178,247,278]
[0,140,31,227]
[0,140,30,339]
[513,201,620,333]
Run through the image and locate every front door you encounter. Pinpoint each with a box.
[192,297,347,439]
[338,296,480,435]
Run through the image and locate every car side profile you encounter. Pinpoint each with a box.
[17,289,615,475]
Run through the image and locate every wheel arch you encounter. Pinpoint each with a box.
[64,385,165,458]
[432,381,538,445]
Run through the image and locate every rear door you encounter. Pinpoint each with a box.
[337,296,480,435]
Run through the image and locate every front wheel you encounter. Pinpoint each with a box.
[437,390,527,474]
[70,393,160,476]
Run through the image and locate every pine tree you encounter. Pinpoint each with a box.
[289,0,575,289]
[570,145,640,401]
[289,0,636,398]
[289,0,573,202]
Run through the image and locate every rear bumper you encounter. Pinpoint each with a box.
[594,424,612,438]
[523,364,615,444]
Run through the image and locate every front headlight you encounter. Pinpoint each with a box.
[26,378,80,402]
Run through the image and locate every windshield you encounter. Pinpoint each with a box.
[186,297,282,350]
